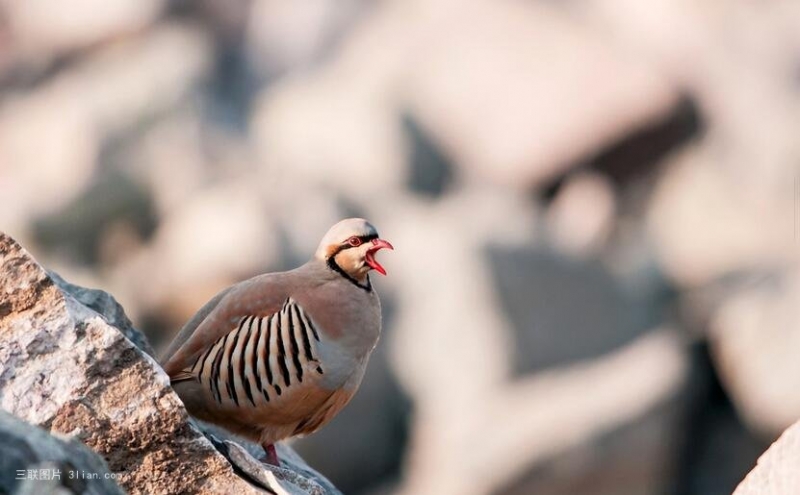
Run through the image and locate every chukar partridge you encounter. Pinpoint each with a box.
[160,218,392,465]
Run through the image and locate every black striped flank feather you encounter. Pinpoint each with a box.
[194,298,324,407]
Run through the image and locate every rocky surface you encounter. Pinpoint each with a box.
[0,231,341,495]
[0,409,124,495]
[709,268,800,436]
[734,419,800,495]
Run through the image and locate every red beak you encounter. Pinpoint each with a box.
[365,238,393,275]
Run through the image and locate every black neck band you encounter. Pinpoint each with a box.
[327,257,372,292]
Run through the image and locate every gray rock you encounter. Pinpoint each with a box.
[708,269,800,436]
[46,270,155,357]
[200,422,343,495]
[734,419,800,495]
[0,231,341,494]
[0,409,124,495]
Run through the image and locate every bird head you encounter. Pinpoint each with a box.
[315,218,393,281]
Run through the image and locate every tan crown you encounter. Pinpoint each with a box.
[314,218,379,260]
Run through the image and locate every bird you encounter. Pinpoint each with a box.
[160,218,393,466]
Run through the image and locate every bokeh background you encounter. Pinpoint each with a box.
[1,0,799,494]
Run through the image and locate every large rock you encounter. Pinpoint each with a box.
[401,0,678,189]
[1,0,163,61]
[734,419,800,495]
[379,193,690,495]
[709,268,800,435]
[0,24,212,237]
[0,231,341,495]
[647,147,794,288]
[0,409,124,495]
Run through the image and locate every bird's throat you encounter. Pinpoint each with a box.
[327,257,371,291]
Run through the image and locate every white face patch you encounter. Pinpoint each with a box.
[334,248,369,276]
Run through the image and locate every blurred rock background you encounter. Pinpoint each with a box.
[1,0,798,494]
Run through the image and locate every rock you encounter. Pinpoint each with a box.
[380,193,688,495]
[0,24,212,237]
[0,231,341,495]
[124,180,281,316]
[576,0,800,187]
[545,171,616,257]
[646,144,800,437]
[647,147,795,288]
[31,170,158,267]
[734,419,800,495]
[1,0,163,61]
[246,0,365,75]
[251,75,407,201]
[709,268,800,435]
[0,409,124,495]
[250,0,679,195]
[45,270,155,358]
[401,0,678,189]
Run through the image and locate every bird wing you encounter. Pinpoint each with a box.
[161,273,291,378]
[164,276,332,407]
[174,297,328,412]
[159,286,233,368]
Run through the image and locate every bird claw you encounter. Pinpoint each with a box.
[260,443,280,466]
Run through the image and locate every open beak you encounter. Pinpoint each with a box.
[365,238,393,275]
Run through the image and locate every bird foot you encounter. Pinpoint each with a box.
[260,443,280,467]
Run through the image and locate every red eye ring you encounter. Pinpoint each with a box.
[347,236,362,247]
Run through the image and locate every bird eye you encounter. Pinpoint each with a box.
[347,236,362,247]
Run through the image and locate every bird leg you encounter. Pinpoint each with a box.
[260,442,280,466]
